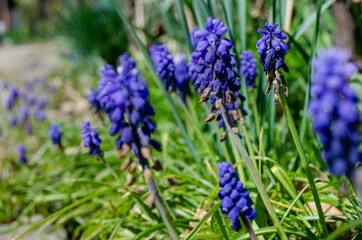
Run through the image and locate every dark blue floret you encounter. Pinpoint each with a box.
[188,17,246,130]
[81,121,103,156]
[48,122,63,146]
[18,144,27,164]
[239,51,258,89]
[218,162,256,231]
[309,47,360,176]
[87,87,103,115]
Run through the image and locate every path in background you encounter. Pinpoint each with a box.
[0,42,64,81]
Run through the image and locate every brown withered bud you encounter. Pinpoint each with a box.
[124,176,137,187]
[120,157,132,171]
[275,70,281,80]
[232,127,239,134]
[265,84,271,95]
[166,177,179,185]
[119,144,131,158]
[220,132,227,142]
[284,86,289,97]
[145,195,155,207]
[225,92,232,104]
[231,110,239,121]
[265,73,270,85]
[274,94,279,103]
[215,99,222,109]
[273,80,279,93]
[141,147,152,159]
[143,169,153,184]
[152,158,163,171]
[199,87,212,103]
[204,113,216,123]
[210,104,217,112]
[240,117,246,125]
[129,162,137,174]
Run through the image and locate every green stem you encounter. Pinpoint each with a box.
[111,1,199,161]
[250,91,261,142]
[174,0,193,53]
[278,86,328,238]
[240,214,258,240]
[220,103,288,240]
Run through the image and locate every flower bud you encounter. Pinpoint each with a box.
[204,113,216,123]
[119,144,130,158]
[231,127,239,134]
[220,132,227,142]
[129,162,137,174]
[141,147,152,159]
[231,110,239,121]
[120,157,132,171]
[124,176,137,187]
[215,99,222,109]
[145,195,155,207]
[144,169,153,184]
[152,158,163,171]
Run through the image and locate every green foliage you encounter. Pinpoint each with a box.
[55,3,128,66]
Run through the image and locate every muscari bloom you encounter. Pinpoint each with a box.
[309,47,360,176]
[6,85,19,110]
[18,144,27,164]
[87,87,103,115]
[218,162,256,231]
[97,53,160,157]
[239,51,258,90]
[81,121,103,156]
[9,115,17,127]
[149,44,191,103]
[48,122,63,146]
[189,17,246,136]
[18,105,29,124]
[257,22,289,102]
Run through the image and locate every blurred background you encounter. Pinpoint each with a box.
[0,0,361,239]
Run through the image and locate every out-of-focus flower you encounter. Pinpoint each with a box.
[218,162,256,231]
[239,51,258,90]
[309,47,360,176]
[18,144,27,164]
[81,121,103,156]
[18,105,29,124]
[48,122,63,146]
[256,22,289,101]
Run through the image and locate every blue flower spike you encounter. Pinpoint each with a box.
[218,162,256,231]
[256,22,289,102]
[309,47,360,177]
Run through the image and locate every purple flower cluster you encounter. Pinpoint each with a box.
[218,162,256,231]
[48,122,63,146]
[18,144,27,164]
[149,44,191,103]
[239,51,258,90]
[92,53,160,156]
[81,121,103,156]
[189,17,246,129]
[309,48,360,176]
[256,23,289,101]
[1,77,53,130]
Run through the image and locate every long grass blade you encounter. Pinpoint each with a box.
[175,0,193,53]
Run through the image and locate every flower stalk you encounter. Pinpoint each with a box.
[278,83,328,237]
[220,102,288,240]
[130,125,179,240]
[240,214,258,240]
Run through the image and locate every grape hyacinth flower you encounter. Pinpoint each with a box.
[309,48,360,176]
[9,115,17,127]
[190,27,202,50]
[239,51,258,90]
[149,44,191,103]
[149,44,177,93]
[257,22,289,102]
[189,17,246,138]
[174,53,192,103]
[218,162,256,231]
[18,105,29,124]
[6,85,19,110]
[81,121,103,157]
[24,123,32,134]
[87,87,103,115]
[18,144,27,164]
[48,122,63,147]
[97,53,160,157]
